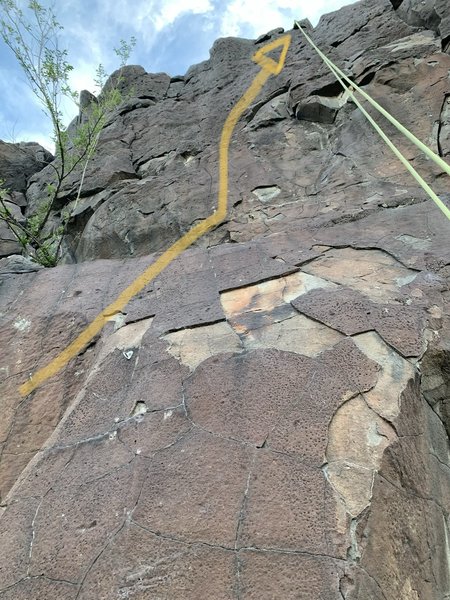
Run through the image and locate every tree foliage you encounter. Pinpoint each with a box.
[0,0,136,266]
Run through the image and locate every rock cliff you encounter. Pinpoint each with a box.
[0,0,449,598]
[0,141,52,257]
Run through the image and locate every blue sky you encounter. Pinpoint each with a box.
[0,0,355,150]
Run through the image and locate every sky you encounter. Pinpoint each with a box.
[0,0,356,151]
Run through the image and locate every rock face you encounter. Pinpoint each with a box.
[19,0,450,267]
[0,0,449,598]
[396,0,450,45]
[0,141,53,257]
[0,141,52,194]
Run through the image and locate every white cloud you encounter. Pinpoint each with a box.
[65,25,104,66]
[219,0,295,37]
[69,0,214,51]
[14,130,55,153]
[219,0,357,38]
[1,0,357,146]
[0,66,49,136]
[152,0,214,32]
[68,60,98,96]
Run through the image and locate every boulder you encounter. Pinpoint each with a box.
[0,199,25,257]
[0,141,53,257]
[395,0,450,41]
[0,141,52,194]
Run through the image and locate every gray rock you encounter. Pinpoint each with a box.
[0,254,43,274]
[0,199,26,257]
[79,90,97,110]
[0,141,53,258]
[0,141,53,193]
[102,65,171,103]
[395,0,450,38]
[255,27,285,44]
[295,94,344,124]
[24,0,425,262]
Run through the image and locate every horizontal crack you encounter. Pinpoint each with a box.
[129,518,347,560]
[0,574,79,594]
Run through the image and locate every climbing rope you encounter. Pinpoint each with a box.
[294,21,450,221]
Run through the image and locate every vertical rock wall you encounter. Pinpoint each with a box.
[0,0,449,597]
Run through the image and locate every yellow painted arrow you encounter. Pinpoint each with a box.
[19,33,292,397]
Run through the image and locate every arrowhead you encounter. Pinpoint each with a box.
[252,34,291,75]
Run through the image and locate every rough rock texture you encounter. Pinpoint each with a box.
[0,141,53,257]
[0,141,52,194]
[17,0,428,262]
[0,0,450,598]
[396,0,450,46]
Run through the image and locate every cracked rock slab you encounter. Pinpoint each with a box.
[0,0,450,596]
[326,395,397,517]
[185,341,379,464]
[132,429,253,547]
[0,496,41,588]
[292,286,426,357]
[0,578,77,600]
[28,458,146,583]
[237,449,347,556]
[162,321,242,370]
[238,550,345,600]
[77,523,236,600]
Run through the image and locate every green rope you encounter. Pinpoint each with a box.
[294,21,450,221]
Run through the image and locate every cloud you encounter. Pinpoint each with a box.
[152,0,214,32]
[13,130,55,153]
[63,0,214,53]
[0,0,356,146]
[218,0,358,38]
[218,0,297,37]
[61,0,217,80]
[0,64,51,135]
